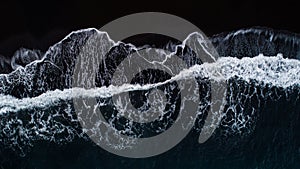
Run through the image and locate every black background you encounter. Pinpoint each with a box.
[0,0,298,57]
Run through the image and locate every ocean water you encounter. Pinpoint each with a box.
[0,27,299,169]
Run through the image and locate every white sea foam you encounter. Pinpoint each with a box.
[0,53,299,114]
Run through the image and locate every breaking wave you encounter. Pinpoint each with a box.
[0,27,299,169]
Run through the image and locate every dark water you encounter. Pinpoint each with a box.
[0,27,299,169]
